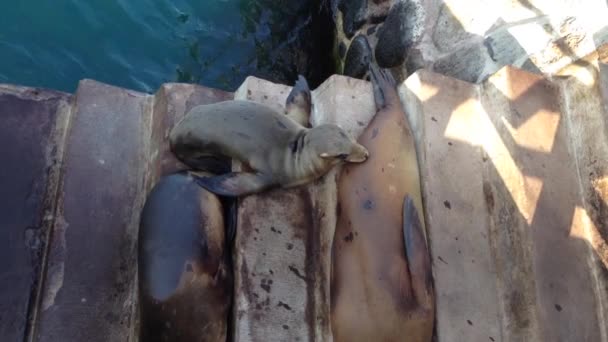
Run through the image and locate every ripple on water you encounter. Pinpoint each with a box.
[0,0,333,93]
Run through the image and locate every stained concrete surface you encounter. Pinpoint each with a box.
[0,52,606,341]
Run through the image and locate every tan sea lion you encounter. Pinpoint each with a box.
[169,77,369,197]
[330,64,435,342]
[138,171,232,342]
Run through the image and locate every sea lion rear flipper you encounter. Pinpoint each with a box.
[194,172,274,197]
[403,195,434,309]
[285,75,312,127]
[369,63,398,111]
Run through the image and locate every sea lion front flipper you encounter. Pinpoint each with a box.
[369,63,398,111]
[285,74,312,127]
[403,195,434,309]
[194,172,275,197]
[186,155,232,174]
[226,198,237,243]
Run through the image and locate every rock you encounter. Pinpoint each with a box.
[339,41,347,59]
[404,48,426,74]
[432,3,483,53]
[520,58,542,74]
[432,43,493,83]
[340,0,368,38]
[370,14,388,24]
[344,35,373,78]
[375,0,421,68]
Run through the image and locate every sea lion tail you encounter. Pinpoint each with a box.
[403,195,434,309]
[369,63,398,111]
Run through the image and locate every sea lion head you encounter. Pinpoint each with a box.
[307,124,369,164]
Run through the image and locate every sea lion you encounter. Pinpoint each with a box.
[330,64,435,342]
[138,171,232,342]
[169,83,369,197]
[284,75,312,127]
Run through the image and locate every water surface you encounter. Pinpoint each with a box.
[0,0,332,93]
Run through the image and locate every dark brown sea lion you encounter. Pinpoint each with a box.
[284,75,312,127]
[169,78,369,197]
[138,171,232,342]
[330,64,435,342]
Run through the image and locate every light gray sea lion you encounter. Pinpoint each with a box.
[331,64,435,342]
[138,171,232,342]
[169,78,369,197]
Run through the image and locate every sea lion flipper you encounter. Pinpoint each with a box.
[226,198,237,243]
[194,172,274,197]
[369,63,398,111]
[186,155,232,174]
[285,74,312,127]
[403,195,434,309]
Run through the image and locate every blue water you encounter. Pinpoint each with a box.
[0,0,327,93]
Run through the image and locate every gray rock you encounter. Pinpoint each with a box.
[432,3,478,53]
[344,35,373,78]
[340,0,368,38]
[375,0,419,68]
[404,48,426,74]
[339,41,347,59]
[432,43,493,83]
[370,13,388,24]
[483,29,529,67]
[520,58,542,74]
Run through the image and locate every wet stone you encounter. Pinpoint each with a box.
[340,0,368,38]
[344,35,373,79]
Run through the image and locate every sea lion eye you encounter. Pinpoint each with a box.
[337,153,348,160]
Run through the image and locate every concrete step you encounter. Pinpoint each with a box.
[0,52,606,342]
[32,80,233,342]
[402,59,608,341]
[0,85,71,341]
[230,75,377,342]
[35,80,152,342]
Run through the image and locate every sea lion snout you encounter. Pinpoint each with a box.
[346,143,369,162]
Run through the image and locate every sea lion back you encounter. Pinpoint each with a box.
[170,100,303,161]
